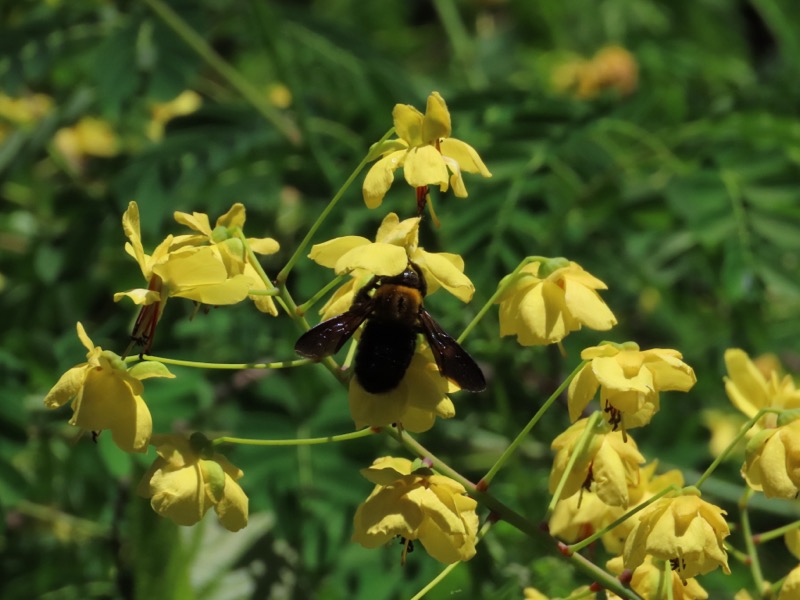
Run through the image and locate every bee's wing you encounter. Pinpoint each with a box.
[294,302,372,359]
[418,309,486,392]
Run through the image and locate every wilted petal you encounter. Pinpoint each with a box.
[214,473,249,531]
[44,366,88,409]
[147,464,207,526]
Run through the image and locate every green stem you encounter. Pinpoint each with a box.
[740,488,766,593]
[546,412,603,517]
[130,355,313,370]
[275,126,396,285]
[724,541,750,565]
[481,360,588,486]
[235,230,291,315]
[247,288,280,296]
[143,0,301,145]
[567,484,679,553]
[213,427,376,447]
[694,408,781,489]
[296,273,347,316]
[753,519,800,545]
[457,256,542,344]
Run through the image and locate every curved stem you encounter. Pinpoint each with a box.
[235,230,291,315]
[213,427,376,447]
[740,488,766,593]
[129,355,313,370]
[694,407,781,489]
[296,273,346,316]
[480,360,587,487]
[275,126,396,285]
[753,519,800,545]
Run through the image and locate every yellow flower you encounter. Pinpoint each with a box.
[550,461,682,554]
[173,203,281,315]
[310,212,475,320]
[742,418,800,498]
[54,116,119,172]
[137,434,248,531]
[568,342,696,430]
[623,489,730,581]
[43,323,174,452]
[724,348,800,430]
[362,91,491,208]
[349,344,457,433]
[0,92,53,124]
[114,202,252,350]
[497,259,616,346]
[779,566,800,600]
[606,555,707,600]
[549,418,644,508]
[147,90,202,141]
[352,457,478,564]
[523,588,549,600]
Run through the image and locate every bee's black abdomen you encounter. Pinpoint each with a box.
[355,320,417,393]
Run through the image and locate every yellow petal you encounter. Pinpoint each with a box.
[362,151,405,209]
[403,146,449,188]
[335,242,408,276]
[421,92,451,142]
[113,288,162,305]
[173,211,213,237]
[361,457,414,485]
[725,349,769,417]
[122,201,148,279]
[564,279,617,331]
[215,203,246,229]
[352,486,423,547]
[757,432,799,498]
[567,364,599,422]
[592,441,632,507]
[393,103,424,145]
[44,365,89,409]
[308,236,370,268]
[147,463,208,526]
[247,236,280,255]
[779,565,800,600]
[375,213,420,247]
[349,378,408,429]
[411,249,474,302]
[643,350,696,391]
[439,138,491,176]
[214,472,249,531]
[76,322,95,353]
[592,356,652,393]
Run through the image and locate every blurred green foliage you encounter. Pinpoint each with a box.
[2,0,800,598]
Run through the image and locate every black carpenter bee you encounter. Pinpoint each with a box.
[295,263,486,394]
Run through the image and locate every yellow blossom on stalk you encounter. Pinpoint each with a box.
[362,91,491,208]
[173,203,281,315]
[352,457,478,564]
[114,202,252,350]
[549,418,644,508]
[523,588,548,600]
[0,92,53,124]
[623,489,730,582]
[606,555,708,600]
[568,342,696,430]
[724,348,800,431]
[779,567,800,600]
[349,344,457,433]
[147,90,202,141]
[43,323,174,452]
[310,212,474,321]
[497,258,616,346]
[742,417,800,498]
[550,461,683,554]
[137,433,248,531]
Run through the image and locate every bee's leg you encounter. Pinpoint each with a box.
[352,275,380,307]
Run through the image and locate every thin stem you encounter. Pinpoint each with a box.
[741,488,766,593]
[481,360,588,487]
[457,256,542,344]
[694,407,781,489]
[567,484,678,553]
[213,427,376,447]
[247,288,280,296]
[546,412,603,517]
[753,519,800,545]
[235,230,291,315]
[724,541,750,565]
[275,127,396,285]
[143,0,301,145]
[295,273,346,316]
[129,355,313,370]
